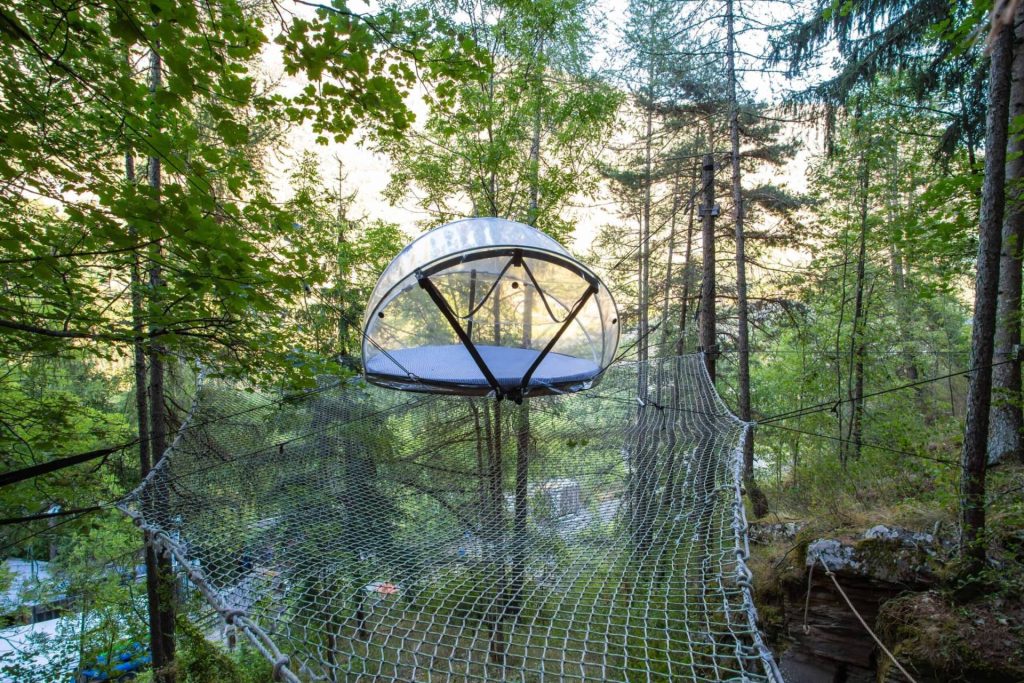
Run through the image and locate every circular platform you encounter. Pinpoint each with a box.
[365,344,600,394]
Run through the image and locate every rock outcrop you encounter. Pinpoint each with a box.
[753,524,945,682]
[752,523,1024,683]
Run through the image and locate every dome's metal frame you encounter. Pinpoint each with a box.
[411,247,599,402]
[361,218,618,402]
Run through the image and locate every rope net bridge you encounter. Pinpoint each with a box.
[119,355,782,682]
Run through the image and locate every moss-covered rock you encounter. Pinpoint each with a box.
[807,525,949,586]
[876,590,1024,683]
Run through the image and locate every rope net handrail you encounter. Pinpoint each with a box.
[119,354,783,682]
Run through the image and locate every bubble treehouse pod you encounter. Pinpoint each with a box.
[362,218,619,400]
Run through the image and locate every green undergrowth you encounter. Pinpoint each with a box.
[134,617,272,683]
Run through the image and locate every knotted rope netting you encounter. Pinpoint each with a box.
[119,354,782,682]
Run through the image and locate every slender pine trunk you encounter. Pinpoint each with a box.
[960,18,1013,571]
[638,100,653,398]
[677,163,698,356]
[699,154,716,382]
[887,143,919,383]
[725,0,766,516]
[145,45,176,683]
[336,158,349,357]
[661,172,680,354]
[487,287,506,665]
[989,6,1024,466]
[847,148,869,462]
[511,34,543,621]
[126,124,163,683]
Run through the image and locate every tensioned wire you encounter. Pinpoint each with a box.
[119,354,783,682]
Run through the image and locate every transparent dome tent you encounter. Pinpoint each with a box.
[362,217,618,400]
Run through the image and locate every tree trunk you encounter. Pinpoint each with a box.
[336,158,349,358]
[989,7,1024,466]
[725,0,767,517]
[638,98,653,399]
[661,172,680,354]
[487,70,499,216]
[511,38,543,618]
[960,19,1013,571]
[527,38,543,226]
[511,284,533,619]
[146,45,176,682]
[512,397,529,615]
[890,246,919,381]
[676,163,698,356]
[887,143,919,383]
[125,151,150,480]
[471,402,488,521]
[847,148,870,462]
[699,154,717,382]
[487,287,506,665]
[126,130,164,683]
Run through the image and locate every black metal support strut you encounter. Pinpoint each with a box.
[515,280,598,402]
[417,271,505,398]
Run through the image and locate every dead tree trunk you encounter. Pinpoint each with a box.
[961,17,1013,571]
